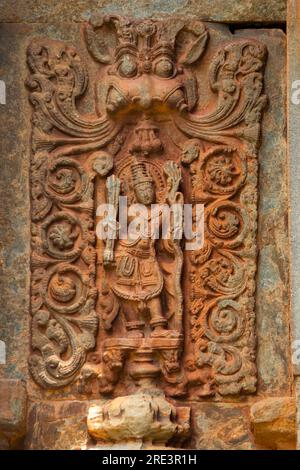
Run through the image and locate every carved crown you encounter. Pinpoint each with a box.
[131,159,153,187]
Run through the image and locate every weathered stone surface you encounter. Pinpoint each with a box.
[0,379,27,449]
[0,24,31,386]
[250,397,296,449]
[25,400,89,450]
[289,2,300,382]
[191,404,254,450]
[236,28,290,396]
[0,0,287,24]
[296,377,300,449]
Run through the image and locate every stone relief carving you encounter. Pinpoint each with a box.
[26,15,267,445]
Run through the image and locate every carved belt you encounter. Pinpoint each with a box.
[124,248,151,258]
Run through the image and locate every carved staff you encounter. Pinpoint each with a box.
[163,161,184,332]
[103,175,120,266]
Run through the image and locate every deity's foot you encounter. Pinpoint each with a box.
[127,329,144,338]
[150,327,181,338]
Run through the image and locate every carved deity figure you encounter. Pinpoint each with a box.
[103,159,183,339]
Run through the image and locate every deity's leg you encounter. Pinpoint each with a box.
[148,297,168,335]
[121,299,145,337]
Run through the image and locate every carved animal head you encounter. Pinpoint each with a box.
[85,15,208,116]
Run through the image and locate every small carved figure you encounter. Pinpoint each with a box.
[103,159,183,339]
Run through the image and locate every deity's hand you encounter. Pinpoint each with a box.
[103,247,114,266]
[164,161,182,204]
[92,151,114,177]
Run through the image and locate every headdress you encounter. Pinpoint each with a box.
[131,159,153,187]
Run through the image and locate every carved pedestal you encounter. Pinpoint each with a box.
[86,336,189,448]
